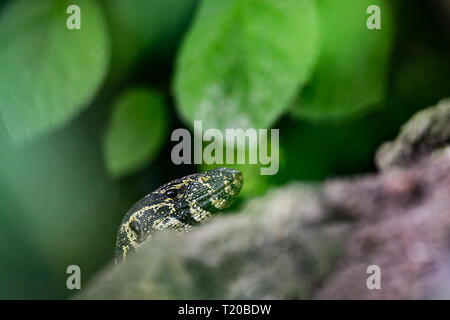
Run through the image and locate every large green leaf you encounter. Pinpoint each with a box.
[175,0,319,131]
[292,0,394,120]
[0,0,109,143]
[104,88,169,178]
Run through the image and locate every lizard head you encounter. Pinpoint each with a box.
[115,167,243,263]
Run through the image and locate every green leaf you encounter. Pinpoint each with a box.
[175,0,319,131]
[291,0,394,121]
[104,88,169,178]
[0,0,109,143]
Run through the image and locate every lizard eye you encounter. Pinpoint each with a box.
[165,189,179,198]
[129,220,143,241]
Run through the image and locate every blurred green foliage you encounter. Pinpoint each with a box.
[175,0,319,131]
[0,0,448,298]
[104,88,168,177]
[105,0,197,83]
[292,0,394,120]
[0,0,109,143]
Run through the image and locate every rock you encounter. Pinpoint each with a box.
[376,98,450,170]
[316,153,450,299]
[78,98,450,300]
[77,185,350,299]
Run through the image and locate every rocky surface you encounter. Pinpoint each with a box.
[78,185,350,299]
[78,99,450,299]
[316,153,450,299]
[376,98,450,170]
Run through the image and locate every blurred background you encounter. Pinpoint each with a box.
[0,0,448,299]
